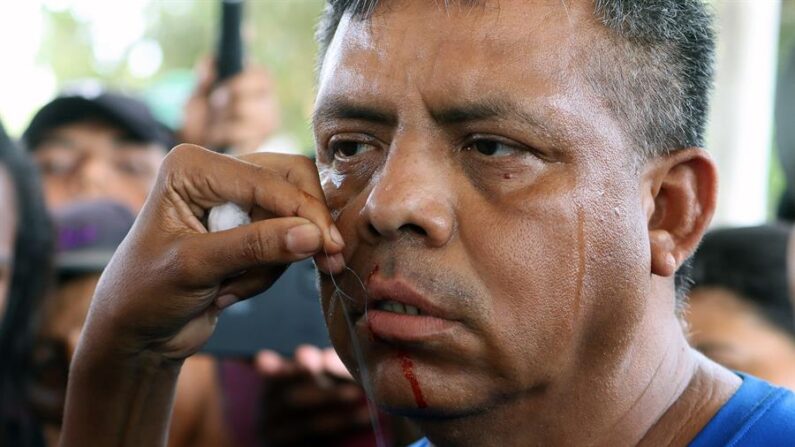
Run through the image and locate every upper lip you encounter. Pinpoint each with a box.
[365,275,454,320]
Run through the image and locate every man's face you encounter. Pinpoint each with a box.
[33,120,165,213]
[314,0,653,417]
[687,287,795,391]
[0,166,16,317]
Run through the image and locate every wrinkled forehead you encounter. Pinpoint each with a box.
[318,0,596,99]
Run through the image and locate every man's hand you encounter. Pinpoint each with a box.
[88,146,345,359]
[181,58,280,155]
[256,346,374,446]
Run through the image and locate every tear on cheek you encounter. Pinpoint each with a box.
[319,167,345,189]
[329,171,345,188]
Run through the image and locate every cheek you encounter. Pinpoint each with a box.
[43,178,69,204]
[319,281,361,376]
[320,161,378,212]
[462,172,649,370]
[467,199,584,366]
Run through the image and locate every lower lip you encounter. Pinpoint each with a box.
[364,309,457,342]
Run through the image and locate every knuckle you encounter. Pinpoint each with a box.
[163,144,202,169]
[242,228,280,263]
[296,191,324,214]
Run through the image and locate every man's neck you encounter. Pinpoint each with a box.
[415,316,740,446]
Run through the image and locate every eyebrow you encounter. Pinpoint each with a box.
[430,98,556,136]
[313,99,398,128]
[315,95,561,137]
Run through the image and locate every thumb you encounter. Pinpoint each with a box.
[180,216,323,282]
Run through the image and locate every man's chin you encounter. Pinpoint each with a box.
[377,400,495,421]
[363,356,501,421]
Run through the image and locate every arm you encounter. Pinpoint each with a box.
[61,342,181,447]
[59,145,345,446]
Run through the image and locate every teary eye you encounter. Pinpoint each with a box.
[330,140,377,160]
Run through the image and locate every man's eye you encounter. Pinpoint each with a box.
[38,156,77,176]
[465,140,517,157]
[331,141,376,159]
[115,158,155,177]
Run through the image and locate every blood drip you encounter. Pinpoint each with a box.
[397,351,428,408]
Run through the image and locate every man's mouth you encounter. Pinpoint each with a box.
[360,275,459,342]
[373,300,423,315]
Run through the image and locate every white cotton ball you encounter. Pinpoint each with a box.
[208,202,251,232]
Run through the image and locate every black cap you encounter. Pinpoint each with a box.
[54,200,136,275]
[23,90,175,151]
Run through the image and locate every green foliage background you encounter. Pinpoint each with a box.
[31,0,795,200]
[38,0,325,151]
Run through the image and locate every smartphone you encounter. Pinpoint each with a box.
[201,259,331,357]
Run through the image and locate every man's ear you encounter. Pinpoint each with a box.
[642,148,718,278]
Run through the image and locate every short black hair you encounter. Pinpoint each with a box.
[690,225,794,338]
[315,0,716,309]
[0,121,53,447]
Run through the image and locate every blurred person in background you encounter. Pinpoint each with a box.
[22,59,284,212]
[687,225,795,390]
[22,88,174,214]
[0,119,54,447]
[26,200,230,447]
[180,58,284,156]
[250,346,419,447]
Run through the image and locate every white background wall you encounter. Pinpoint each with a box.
[708,0,782,226]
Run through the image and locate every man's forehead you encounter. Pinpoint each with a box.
[317,0,596,104]
[315,0,625,150]
[324,0,596,55]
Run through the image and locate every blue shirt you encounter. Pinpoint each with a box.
[408,373,795,447]
[690,373,795,446]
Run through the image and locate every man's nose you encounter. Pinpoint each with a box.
[359,138,455,247]
[76,156,112,197]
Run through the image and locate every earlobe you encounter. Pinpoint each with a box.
[644,148,718,278]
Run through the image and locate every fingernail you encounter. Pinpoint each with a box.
[313,252,346,274]
[216,294,239,310]
[329,225,345,247]
[328,253,345,272]
[285,223,322,255]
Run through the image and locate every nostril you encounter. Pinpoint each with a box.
[367,223,380,238]
[400,223,427,237]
